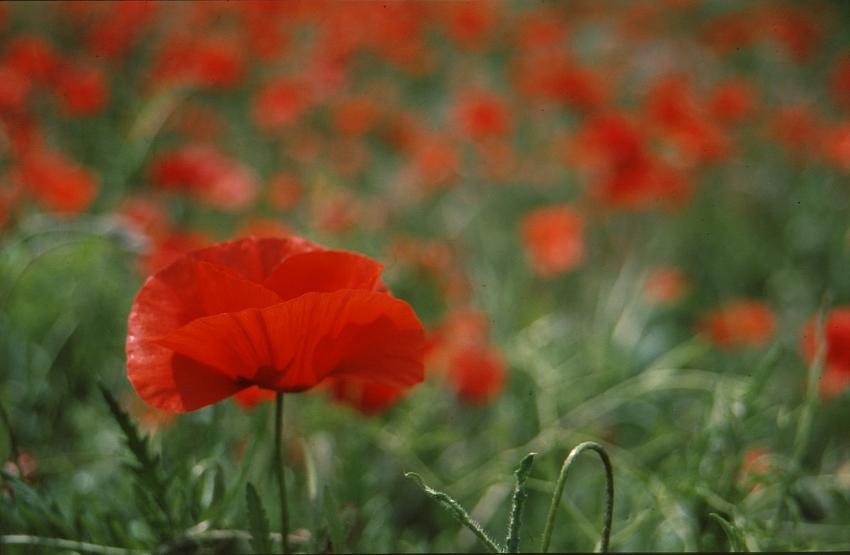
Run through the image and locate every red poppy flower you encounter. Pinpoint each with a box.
[150,145,258,210]
[709,78,756,125]
[17,148,98,215]
[455,90,512,141]
[253,77,313,132]
[127,237,426,413]
[800,307,850,399]
[698,299,776,350]
[644,266,689,305]
[53,62,108,117]
[447,345,506,405]
[326,378,407,416]
[3,35,58,82]
[520,204,584,278]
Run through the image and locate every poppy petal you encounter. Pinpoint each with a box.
[157,289,425,393]
[181,236,319,283]
[127,273,247,412]
[263,250,384,301]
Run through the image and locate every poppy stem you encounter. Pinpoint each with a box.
[274,392,290,554]
[540,441,614,553]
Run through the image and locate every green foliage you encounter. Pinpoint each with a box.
[245,483,272,554]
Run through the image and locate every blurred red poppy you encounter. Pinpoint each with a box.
[698,299,776,350]
[800,307,850,399]
[455,90,512,141]
[447,345,506,405]
[53,62,109,117]
[150,145,258,210]
[644,266,689,305]
[326,378,406,416]
[17,148,98,214]
[127,237,426,413]
[520,204,584,278]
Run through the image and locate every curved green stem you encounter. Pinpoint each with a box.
[274,393,290,554]
[540,442,614,553]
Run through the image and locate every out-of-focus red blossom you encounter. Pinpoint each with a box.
[253,77,313,132]
[698,299,777,350]
[150,34,244,90]
[138,231,210,277]
[240,1,290,61]
[567,112,692,210]
[644,266,689,305]
[150,145,258,210]
[447,345,506,405]
[515,53,608,111]
[770,104,823,157]
[233,385,276,410]
[801,308,850,399]
[267,173,304,212]
[520,204,584,278]
[122,392,175,435]
[709,78,757,125]
[1,114,44,156]
[236,218,293,239]
[761,6,821,62]
[0,64,30,111]
[3,35,58,82]
[116,196,171,242]
[425,308,491,371]
[126,237,426,413]
[17,149,98,215]
[646,75,730,166]
[455,90,512,141]
[423,307,506,405]
[332,95,380,137]
[409,133,460,191]
[440,2,497,51]
[515,9,567,54]
[821,122,850,172]
[326,378,407,416]
[53,63,108,117]
[831,55,850,108]
[84,1,159,61]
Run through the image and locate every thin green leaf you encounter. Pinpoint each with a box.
[246,483,272,554]
[324,485,347,554]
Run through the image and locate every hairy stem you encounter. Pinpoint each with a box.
[540,441,614,553]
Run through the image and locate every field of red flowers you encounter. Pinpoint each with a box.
[2,1,850,553]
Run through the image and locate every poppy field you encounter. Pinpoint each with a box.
[3,1,850,553]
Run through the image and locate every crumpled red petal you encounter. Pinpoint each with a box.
[263,250,384,301]
[156,289,425,397]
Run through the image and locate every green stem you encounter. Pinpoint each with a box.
[540,442,614,553]
[274,393,290,554]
